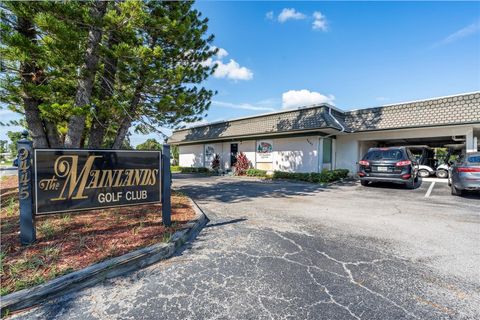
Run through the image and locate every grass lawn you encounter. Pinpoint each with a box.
[0,160,13,168]
[0,176,195,296]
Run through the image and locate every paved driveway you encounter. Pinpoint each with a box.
[15,175,480,319]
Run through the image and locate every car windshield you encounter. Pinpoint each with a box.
[467,155,480,163]
[365,149,404,160]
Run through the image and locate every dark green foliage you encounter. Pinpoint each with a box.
[272,169,349,183]
[179,167,209,173]
[211,154,220,171]
[136,139,162,151]
[0,1,217,148]
[246,169,267,177]
[6,131,22,157]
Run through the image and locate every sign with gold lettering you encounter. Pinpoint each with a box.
[34,149,161,215]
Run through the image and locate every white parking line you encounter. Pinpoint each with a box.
[425,181,436,198]
[421,177,448,183]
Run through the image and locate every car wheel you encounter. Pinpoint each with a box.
[418,169,430,178]
[436,169,448,179]
[360,180,369,186]
[451,184,462,196]
[406,178,415,189]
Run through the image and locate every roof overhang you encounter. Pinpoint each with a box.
[169,127,342,145]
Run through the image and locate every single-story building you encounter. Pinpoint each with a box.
[168,92,480,174]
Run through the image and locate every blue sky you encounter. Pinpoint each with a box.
[1,1,479,146]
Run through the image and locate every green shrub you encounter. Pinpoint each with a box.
[179,167,210,173]
[272,169,349,183]
[171,165,181,172]
[246,169,267,177]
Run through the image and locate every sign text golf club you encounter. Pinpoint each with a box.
[17,133,172,245]
[34,149,162,214]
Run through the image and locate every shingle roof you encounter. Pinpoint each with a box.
[169,92,480,144]
[345,92,480,131]
[169,106,347,144]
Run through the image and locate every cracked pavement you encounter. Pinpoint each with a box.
[13,175,480,319]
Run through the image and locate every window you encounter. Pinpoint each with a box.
[323,138,332,163]
[364,149,404,161]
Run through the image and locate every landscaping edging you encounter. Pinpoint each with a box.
[0,198,208,316]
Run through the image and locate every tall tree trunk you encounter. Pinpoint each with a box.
[111,78,145,149]
[64,1,107,148]
[88,31,119,148]
[17,16,49,148]
[44,120,61,147]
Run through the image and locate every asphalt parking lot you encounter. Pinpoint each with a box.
[14,174,480,320]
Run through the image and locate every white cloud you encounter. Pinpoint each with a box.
[216,47,229,59]
[214,59,253,81]
[202,48,253,81]
[376,97,389,102]
[265,11,274,20]
[278,8,306,23]
[435,21,480,47]
[282,90,335,109]
[312,11,328,31]
[212,100,274,111]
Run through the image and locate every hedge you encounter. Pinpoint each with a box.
[272,169,349,183]
[171,165,181,172]
[177,167,210,173]
[246,168,268,177]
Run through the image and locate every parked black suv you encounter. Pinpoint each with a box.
[358,147,419,189]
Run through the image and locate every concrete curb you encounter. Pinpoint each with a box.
[0,198,209,316]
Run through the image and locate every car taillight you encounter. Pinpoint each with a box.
[401,174,411,180]
[457,167,480,173]
[395,160,411,167]
[359,160,369,166]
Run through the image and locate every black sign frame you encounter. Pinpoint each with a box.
[33,149,162,215]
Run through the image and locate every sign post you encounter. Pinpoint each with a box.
[17,131,36,245]
[162,144,171,227]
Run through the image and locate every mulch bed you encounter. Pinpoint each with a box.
[0,176,195,296]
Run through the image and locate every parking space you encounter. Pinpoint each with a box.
[361,176,480,203]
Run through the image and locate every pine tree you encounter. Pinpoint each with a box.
[0,0,217,149]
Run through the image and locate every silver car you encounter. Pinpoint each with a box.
[449,152,480,196]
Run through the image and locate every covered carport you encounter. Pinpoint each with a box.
[357,135,466,178]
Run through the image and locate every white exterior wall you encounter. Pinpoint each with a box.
[239,140,256,168]
[177,124,480,174]
[179,144,204,167]
[272,136,319,173]
[203,142,223,168]
[220,142,231,170]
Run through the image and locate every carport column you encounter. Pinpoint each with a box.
[318,138,324,173]
[466,128,475,153]
[332,138,336,170]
